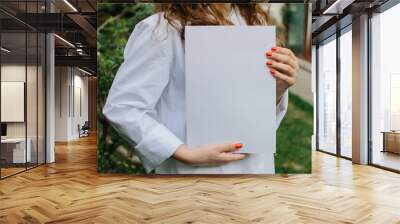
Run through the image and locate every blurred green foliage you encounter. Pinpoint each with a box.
[282,3,306,55]
[97,3,155,173]
[97,3,311,174]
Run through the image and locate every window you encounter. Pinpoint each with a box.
[339,27,352,158]
[317,35,337,154]
[316,26,353,159]
[370,2,400,171]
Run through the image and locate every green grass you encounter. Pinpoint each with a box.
[275,92,313,173]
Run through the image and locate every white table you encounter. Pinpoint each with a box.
[1,138,31,163]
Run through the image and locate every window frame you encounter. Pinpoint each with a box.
[315,23,353,160]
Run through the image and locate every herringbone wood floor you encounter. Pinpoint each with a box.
[0,135,400,224]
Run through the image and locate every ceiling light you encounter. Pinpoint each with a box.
[54,34,75,48]
[1,47,11,53]
[63,0,78,12]
[78,67,92,76]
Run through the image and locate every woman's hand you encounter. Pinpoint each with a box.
[173,143,248,165]
[265,46,299,104]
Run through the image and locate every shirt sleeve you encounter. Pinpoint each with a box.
[102,20,183,173]
[276,90,289,129]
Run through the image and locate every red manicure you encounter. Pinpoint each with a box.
[270,70,276,75]
[234,143,243,149]
[271,46,278,52]
[266,61,272,66]
[266,52,273,57]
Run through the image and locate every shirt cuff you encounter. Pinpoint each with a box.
[135,124,183,173]
[276,90,288,129]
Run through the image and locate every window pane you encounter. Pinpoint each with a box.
[27,31,38,169]
[1,12,28,177]
[371,3,400,171]
[318,36,337,154]
[0,0,46,178]
[340,29,352,158]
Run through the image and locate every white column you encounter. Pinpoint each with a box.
[352,14,369,164]
[46,33,55,163]
[45,1,55,163]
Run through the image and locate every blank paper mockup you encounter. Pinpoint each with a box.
[185,26,276,154]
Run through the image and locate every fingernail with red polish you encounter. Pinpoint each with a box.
[266,61,273,66]
[266,52,272,57]
[234,143,243,149]
[270,70,276,75]
[272,46,278,52]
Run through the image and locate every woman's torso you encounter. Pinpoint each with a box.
[140,10,278,174]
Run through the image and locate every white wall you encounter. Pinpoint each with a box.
[54,67,89,141]
[1,65,41,137]
[71,72,89,138]
[54,66,69,141]
[1,66,26,138]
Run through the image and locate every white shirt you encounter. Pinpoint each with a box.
[103,11,288,174]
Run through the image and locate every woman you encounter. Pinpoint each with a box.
[103,3,299,174]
